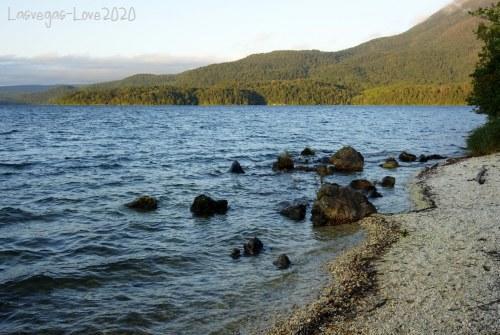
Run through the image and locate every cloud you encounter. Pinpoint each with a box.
[0,54,218,86]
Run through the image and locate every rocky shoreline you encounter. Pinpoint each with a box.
[264,153,500,335]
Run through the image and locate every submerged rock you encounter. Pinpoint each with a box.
[272,152,294,172]
[301,147,316,156]
[280,202,307,221]
[380,157,400,169]
[230,248,241,259]
[419,154,447,162]
[349,179,383,198]
[126,196,158,211]
[243,237,264,256]
[380,176,396,188]
[229,160,245,174]
[295,165,318,172]
[349,179,375,191]
[330,146,364,172]
[273,254,291,270]
[311,183,377,226]
[316,156,331,164]
[399,151,417,162]
[316,165,336,177]
[190,195,228,217]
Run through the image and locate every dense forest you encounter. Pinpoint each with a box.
[55,81,353,105]
[352,83,472,105]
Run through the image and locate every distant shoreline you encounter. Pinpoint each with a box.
[266,154,500,334]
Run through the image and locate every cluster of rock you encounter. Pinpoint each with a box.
[380,151,447,169]
[229,237,290,269]
[123,145,446,271]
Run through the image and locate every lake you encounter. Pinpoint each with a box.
[0,105,485,334]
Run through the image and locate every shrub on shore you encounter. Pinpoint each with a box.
[467,3,500,156]
[467,118,500,156]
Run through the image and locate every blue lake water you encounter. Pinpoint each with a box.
[0,105,485,334]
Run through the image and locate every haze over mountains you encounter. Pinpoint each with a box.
[1,0,492,105]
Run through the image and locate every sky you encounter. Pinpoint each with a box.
[0,0,454,85]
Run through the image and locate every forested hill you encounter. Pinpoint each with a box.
[54,0,491,105]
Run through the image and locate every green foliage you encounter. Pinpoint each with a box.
[56,86,198,105]
[245,80,354,105]
[54,81,352,105]
[468,2,500,118]
[353,83,472,105]
[467,118,500,155]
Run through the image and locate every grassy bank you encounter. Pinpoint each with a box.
[467,118,500,156]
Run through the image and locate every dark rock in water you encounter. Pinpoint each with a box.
[301,147,316,156]
[230,248,241,259]
[295,165,335,176]
[330,146,364,172]
[380,157,399,169]
[272,152,294,172]
[349,179,375,191]
[311,183,377,226]
[380,176,396,188]
[370,190,383,198]
[190,195,228,217]
[280,202,307,221]
[399,151,417,162]
[126,196,158,211]
[273,254,291,269]
[229,160,245,174]
[295,165,318,172]
[243,237,264,256]
[419,155,428,163]
[316,165,335,177]
[419,154,447,162]
[316,156,331,164]
[349,179,383,198]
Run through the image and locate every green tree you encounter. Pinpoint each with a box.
[468,2,500,118]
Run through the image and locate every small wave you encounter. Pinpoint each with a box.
[0,273,102,295]
[0,207,50,224]
[0,162,34,170]
[69,244,121,257]
[0,130,19,136]
[34,196,82,205]
[98,163,123,169]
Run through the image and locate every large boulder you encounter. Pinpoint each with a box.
[330,146,364,172]
[311,183,377,226]
[399,151,417,162]
[279,202,307,221]
[243,237,264,256]
[126,196,158,211]
[272,152,294,171]
[380,176,396,188]
[380,157,399,169]
[229,160,245,174]
[190,195,228,217]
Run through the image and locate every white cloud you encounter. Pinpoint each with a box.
[0,54,218,86]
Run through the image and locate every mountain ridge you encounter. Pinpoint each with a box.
[8,0,495,105]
